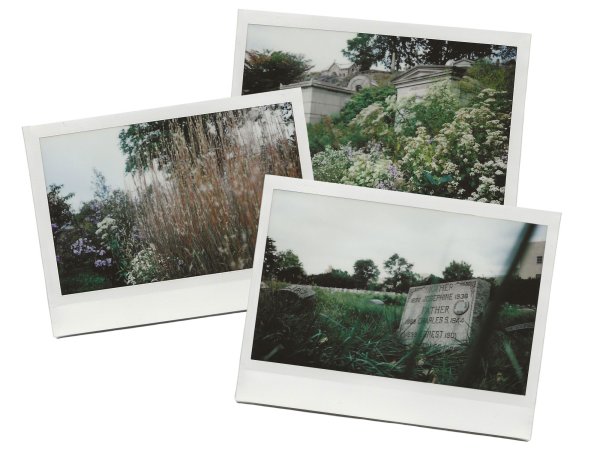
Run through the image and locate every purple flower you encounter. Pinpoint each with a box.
[94,257,113,269]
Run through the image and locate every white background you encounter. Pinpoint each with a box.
[0,0,595,448]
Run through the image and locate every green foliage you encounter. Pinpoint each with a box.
[275,249,306,283]
[352,259,380,289]
[392,83,460,140]
[341,33,379,70]
[308,268,357,289]
[494,277,541,307]
[383,254,418,293]
[242,50,313,94]
[252,284,533,393]
[118,119,185,173]
[309,62,514,203]
[58,271,112,295]
[442,260,474,282]
[341,150,394,188]
[51,105,302,294]
[307,118,369,155]
[462,59,516,97]
[262,237,279,279]
[311,146,353,183]
[338,85,396,124]
[125,248,167,285]
[343,34,505,70]
[47,184,73,230]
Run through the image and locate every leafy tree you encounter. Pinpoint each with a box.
[119,115,227,174]
[422,39,494,65]
[343,34,426,70]
[309,267,357,289]
[383,254,418,293]
[341,33,379,70]
[417,274,443,286]
[119,106,294,174]
[276,249,306,283]
[242,50,313,94]
[47,184,74,231]
[353,259,380,289]
[262,237,279,279]
[343,34,504,70]
[492,45,517,62]
[442,260,474,282]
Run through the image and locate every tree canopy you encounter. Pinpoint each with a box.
[352,259,380,289]
[47,184,73,230]
[383,254,418,293]
[343,34,515,71]
[275,249,306,283]
[262,237,279,279]
[242,50,313,94]
[442,260,474,282]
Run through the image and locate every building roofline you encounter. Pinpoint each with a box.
[390,65,453,83]
[280,79,355,94]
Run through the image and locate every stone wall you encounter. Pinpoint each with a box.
[280,80,353,124]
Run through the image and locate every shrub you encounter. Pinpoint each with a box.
[342,149,394,188]
[125,247,168,285]
[311,145,353,183]
[338,85,396,124]
[309,75,513,203]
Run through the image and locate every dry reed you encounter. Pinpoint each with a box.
[130,105,302,279]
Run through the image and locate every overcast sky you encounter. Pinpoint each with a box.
[40,126,128,208]
[247,24,360,72]
[267,190,547,279]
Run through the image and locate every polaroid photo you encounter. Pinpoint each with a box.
[236,175,560,440]
[23,89,312,337]
[232,10,531,205]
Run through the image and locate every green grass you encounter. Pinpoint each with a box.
[251,284,535,394]
[59,269,114,295]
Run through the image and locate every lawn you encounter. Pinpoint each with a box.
[252,283,536,394]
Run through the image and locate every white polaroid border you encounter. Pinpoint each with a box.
[23,89,313,337]
[232,10,531,206]
[236,175,560,440]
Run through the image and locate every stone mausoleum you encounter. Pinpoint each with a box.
[280,59,474,124]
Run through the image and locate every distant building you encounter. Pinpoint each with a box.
[281,59,477,124]
[280,79,355,124]
[280,61,379,123]
[392,59,473,100]
[323,61,360,78]
[516,241,546,279]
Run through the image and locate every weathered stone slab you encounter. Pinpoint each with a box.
[397,279,490,347]
[278,285,316,302]
[505,322,535,332]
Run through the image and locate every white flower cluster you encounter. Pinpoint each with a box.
[125,247,165,285]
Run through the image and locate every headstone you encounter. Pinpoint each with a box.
[278,285,316,302]
[277,285,316,314]
[369,299,385,306]
[397,279,490,347]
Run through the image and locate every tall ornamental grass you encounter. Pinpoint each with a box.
[130,107,302,280]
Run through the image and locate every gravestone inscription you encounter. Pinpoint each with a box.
[398,279,490,347]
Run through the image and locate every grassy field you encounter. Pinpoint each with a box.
[251,284,536,394]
